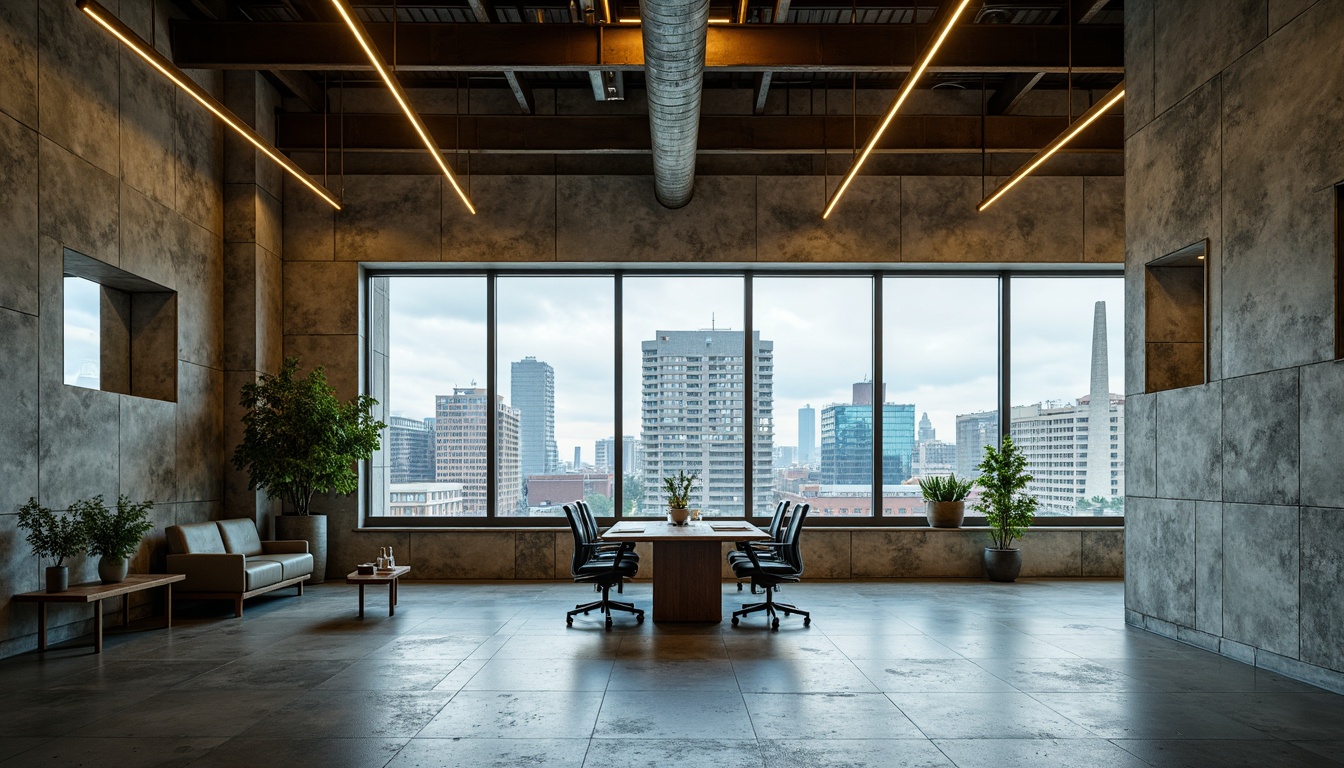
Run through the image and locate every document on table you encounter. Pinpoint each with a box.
[612,526,645,533]
[709,523,752,531]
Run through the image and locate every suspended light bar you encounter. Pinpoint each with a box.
[822,0,972,219]
[978,80,1125,212]
[328,0,476,215]
[76,0,341,209]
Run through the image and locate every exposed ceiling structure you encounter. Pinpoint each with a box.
[169,0,1124,204]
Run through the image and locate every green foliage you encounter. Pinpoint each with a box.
[232,357,387,516]
[585,493,615,517]
[972,435,1038,550]
[662,469,698,509]
[76,495,156,560]
[16,499,87,567]
[623,473,645,515]
[918,473,974,502]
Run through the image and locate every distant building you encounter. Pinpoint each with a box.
[435,387,522,515]
[955,410,998,477]
[389,416,435,483]
[798,405,817,466]
[918,411,935,442]
[511,357,560,478]
[1010,396,1125,513]
[526,473,615,510]
[913,439,957,479]
[819,383,915,486]
[388,482,466,517]
[779,483,976,517]
[594,436,640,473]
[773,445,797,468]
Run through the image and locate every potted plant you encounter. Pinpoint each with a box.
[233,357,385,583]
[972,435,1038,582]
[918,474,973,528]
[662,469,698,525]
[17,499,88,592]
[75,495,156,584]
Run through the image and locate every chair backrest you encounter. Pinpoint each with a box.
[562,503,591,576]
[576,499,599,542]
[767,500,790,540]
[779,502,810,573]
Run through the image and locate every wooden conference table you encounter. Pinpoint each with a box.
[601,519,769,623]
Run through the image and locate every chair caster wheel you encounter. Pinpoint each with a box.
[605,618,613,630]
[731,617,739,626]
[737,583,743,591]
[771,618,780,630]
[566,617,573,626]
[803,617,811,626]
[637,614,645,624]
[584,611,590,615]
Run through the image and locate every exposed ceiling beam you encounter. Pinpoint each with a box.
[1072,0,1111,24]
[276,112,1124,153]
[464,0,534,114]
[752,72,773,115]
[171,22,1124,74]
[987,71,1044,114]
[265,70,325,112]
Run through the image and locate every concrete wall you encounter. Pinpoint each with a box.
[0,1,279,657]
[1123,0,1344,692]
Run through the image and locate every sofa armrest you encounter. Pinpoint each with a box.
[166,553,246,593]
[262,540,310,555]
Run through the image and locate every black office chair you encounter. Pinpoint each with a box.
[731,502,810,629]
[562,503,644,630]
[733,500,790,592]
[574,499,638,595]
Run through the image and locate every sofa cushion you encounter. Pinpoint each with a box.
[249,553,314,581]
[217,519,264,556]
[244,559,284,591]
[167,522,226,555]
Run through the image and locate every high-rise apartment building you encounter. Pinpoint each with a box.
[820,384,916,485]
[797,405,816,466]
[639,330,773,516]
[388,416,435,483]
[510,356,559,478]
[435,387,522,515]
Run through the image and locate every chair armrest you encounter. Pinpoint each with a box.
[166,553,246,593]
[262,540,310,555]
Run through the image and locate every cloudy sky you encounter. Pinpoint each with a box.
[386,274,1123,462]
[63,277,102,387]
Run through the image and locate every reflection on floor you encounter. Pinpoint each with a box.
[0,580,1341,767]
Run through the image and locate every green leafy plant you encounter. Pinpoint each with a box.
[232,357,387,516]
[16,499,87,567]
[75,495,156,560]
[972,435,1038,550]
[918,474,974,502]
[662,469,698,510]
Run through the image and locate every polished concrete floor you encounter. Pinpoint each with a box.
[0,579,1341,767]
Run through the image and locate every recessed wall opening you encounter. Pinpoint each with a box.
[62,249,178,402]
[1144,240,1208,393]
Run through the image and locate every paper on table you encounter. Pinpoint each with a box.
[612,526,645,533]
[709,522,751,530]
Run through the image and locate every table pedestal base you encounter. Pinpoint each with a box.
[652,540,723,623]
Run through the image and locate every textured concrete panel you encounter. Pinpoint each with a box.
[0,0,37,126]
[1153,0,1266,116]
[330,528,410,584]
[1081,529,1124,577]
[851,530,991,578]
[1145,342,1204,393]
[1269,0,1318,31]
[119,184,178,290]
[0,308,39,515]
[556,176,756,262]
[1222,503,1299,657]
[119,395,177,504]
[1154,382,1221,501]
[1124,0,1155,136]
[222,243,259,372]
[1300,360,1344,508]
[283,334,360,402]
[1125,259,1145,396]
[38,137,119,266]
[1125,393,1157,498]
[901,176,1082,263]
[119,45,175,209]
[174,86,224,236]
[0,111,37,315]
[1123,497,1195,626]
[1083,176,1124,263]
[1300,506,1344,672]
[283,174,335,261]
[176,361,223,504]
[175,221,224,369]
[800,530,851,579]
[411,531,515,579]
[1222,368,1299,505]
[38,384,120,510]
[36,0,119,175]
[1194,501,1223,635]
[1019,531,1082,577]
[756,176,900,263]
[283,261,359,336]
[336,176,440,262]
[1219,4,1343,376]
[443,175,556,262]
[515,531,555,579]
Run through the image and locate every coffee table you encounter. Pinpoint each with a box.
[13,573,186,654]
[346,565,410,617]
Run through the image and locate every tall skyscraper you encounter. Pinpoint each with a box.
[798,405,816,466]
[388,416,435,483]
[640,329,773,516]
[1083,301,1112,500]
[510,357,559,478]
[820,384,916,485]
[435,387,522,515]
[918,412,935,442]
[595,437,614,471]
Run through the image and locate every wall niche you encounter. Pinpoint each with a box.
[1145,240,1207,392]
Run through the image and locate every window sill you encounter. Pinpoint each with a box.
[355,525,1123,533]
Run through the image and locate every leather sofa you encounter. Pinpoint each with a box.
[166,519,314,617]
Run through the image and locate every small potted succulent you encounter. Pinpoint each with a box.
[919,474,973,528]
[17,499,88,593]
[973,435,1038,582]
[75,495,156,584]
[662,469,698,525]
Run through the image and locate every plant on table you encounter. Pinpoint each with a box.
[17,498,88,592]
[75,495,156,584]
[662,469,699,525]
[973,435,1038,582]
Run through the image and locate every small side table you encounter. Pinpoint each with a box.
[346,565,410,617]
[13,573,186,654]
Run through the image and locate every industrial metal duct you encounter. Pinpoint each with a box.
[640,0,710,208]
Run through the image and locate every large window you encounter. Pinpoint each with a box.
[367,270,1123,524]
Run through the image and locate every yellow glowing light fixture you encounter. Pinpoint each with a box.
[822,0,972,219]
[978,81,1125,212]
[328,0,476,214]
[77,0,341,209]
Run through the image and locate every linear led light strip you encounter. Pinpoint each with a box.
[822,0,972,220]
[978,80,1125,212]
[328,0,476,215]
[77,0,341,209]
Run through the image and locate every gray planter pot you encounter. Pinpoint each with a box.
[983,548,1022,582]
[98,556,129,584]
[45,565,68,593]
[925,501,965,529]
[275,514,327,584]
